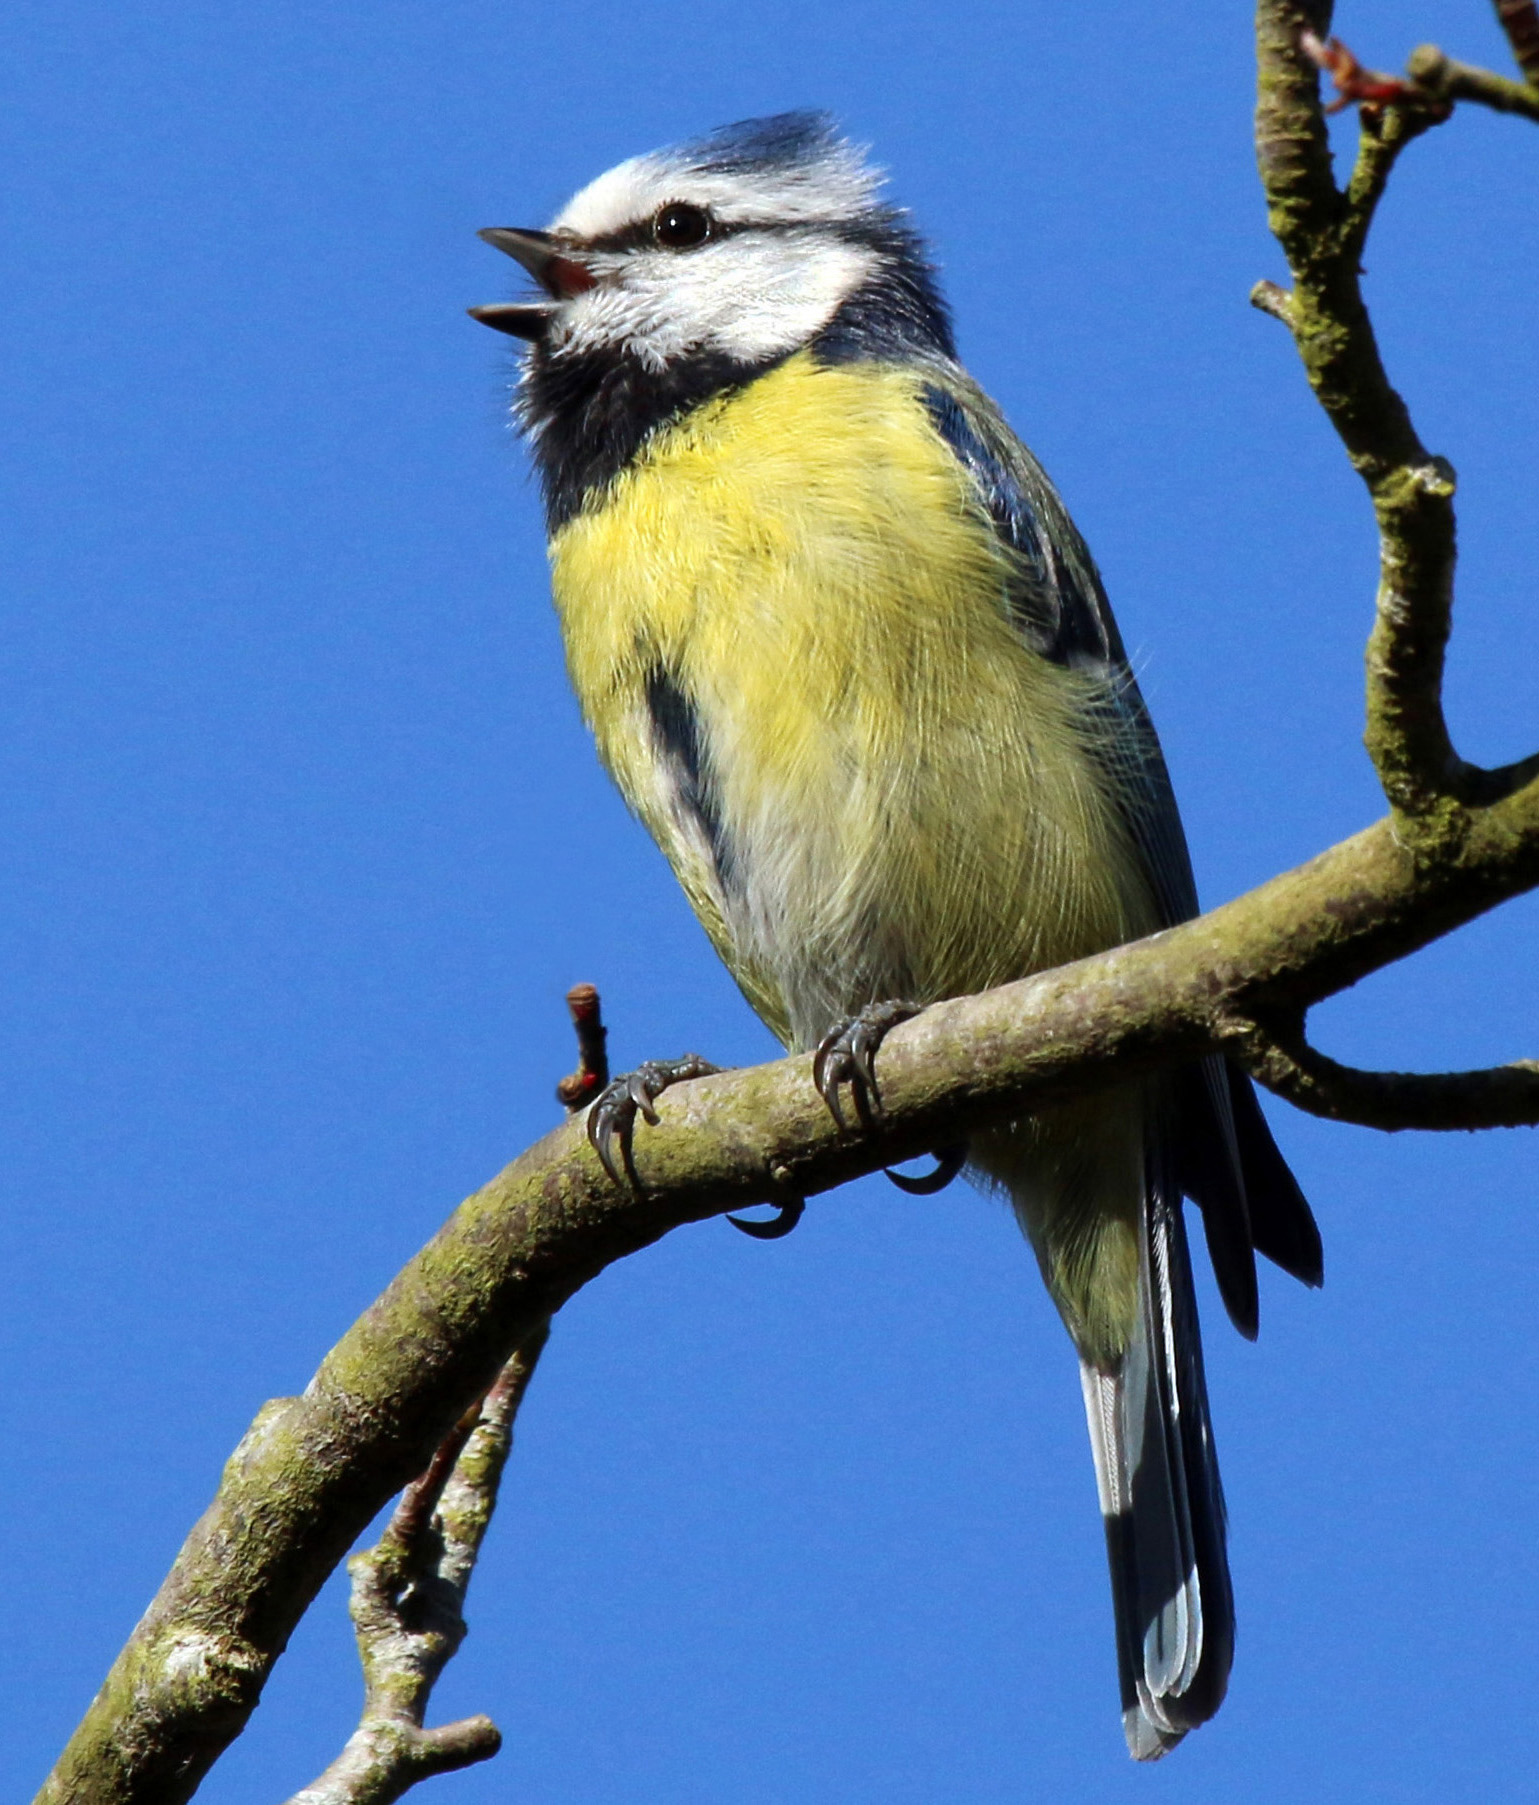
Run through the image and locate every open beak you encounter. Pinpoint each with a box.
[469,226,595,341]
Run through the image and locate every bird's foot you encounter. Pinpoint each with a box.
[811,999,922,1130]
[587,1054,721,1192]
[813,1004,961,1197]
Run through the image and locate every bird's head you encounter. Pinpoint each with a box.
[471,111,951,375]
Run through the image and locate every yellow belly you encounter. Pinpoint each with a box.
[548,350,1156,1052]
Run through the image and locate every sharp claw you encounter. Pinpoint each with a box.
[727,1198,806,1240]
[850,1025,885,1116]
[587,1102,628,1190]
[884,1145,966,1196]
[821,1075,848,1131]
[627,1067,661,1125]
[811,1034,848,1128]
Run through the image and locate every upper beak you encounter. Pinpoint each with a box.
[480,227,595,295]
[469,226,596,340]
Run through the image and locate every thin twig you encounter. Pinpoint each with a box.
[1220,1012,1539,1130]
[1256,5,1471,833]
[1300,29,1450,118]
[1341,101,1443,245]
[1494,0,1539,88]
[555,982,609,1112]
[285,1328,550,1805]
[1406,44,1539,123]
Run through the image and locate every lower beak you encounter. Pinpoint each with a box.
[467,302,559,341]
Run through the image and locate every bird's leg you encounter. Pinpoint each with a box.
[587,1054,721,1192]
[812,999,923,1129]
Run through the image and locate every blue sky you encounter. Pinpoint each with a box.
[5,2,1537,1800]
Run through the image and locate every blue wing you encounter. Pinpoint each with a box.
[921,375,1322,1327]
[920,379,1200,932]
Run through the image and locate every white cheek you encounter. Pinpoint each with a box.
[687,239,879,360]
[554,238,879,367]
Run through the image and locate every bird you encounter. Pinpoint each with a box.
[471,111,1323,1759]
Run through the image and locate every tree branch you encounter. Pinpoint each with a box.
[283,1330,547,1805]
[1256,3,1474,830]
[286,992,593,1802]
[1220,1011,1539,1130]
[35,759,1539,1804]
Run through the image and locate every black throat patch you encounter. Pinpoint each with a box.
[517,229,955,534]
[519,344,784,533]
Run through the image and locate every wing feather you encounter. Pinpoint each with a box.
[921,372,1320,1328]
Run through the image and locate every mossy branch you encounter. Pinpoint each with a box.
[1255,1,1467,829]
[283,1331,547,1805]
[1253,5,1539,836]
[35,753,1539,1804]
[286,997,597,1805]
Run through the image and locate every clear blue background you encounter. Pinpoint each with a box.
[5,2,1536,1800]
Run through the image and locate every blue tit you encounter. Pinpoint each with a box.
[473,111,1323,1759]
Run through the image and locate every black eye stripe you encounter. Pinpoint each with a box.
[575,216,812,255]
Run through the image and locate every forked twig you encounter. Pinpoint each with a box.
[284,1330,549,1804]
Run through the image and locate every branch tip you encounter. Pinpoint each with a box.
[416,1715,503,1768]
[557,982,610,1112]
[1300,28,1452,119]
[1404,41,1539,122]
[1249,279,1297,327]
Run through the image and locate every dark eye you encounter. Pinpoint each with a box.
[653,202,712,249]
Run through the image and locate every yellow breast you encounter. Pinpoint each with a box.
[548,351,1155,1047]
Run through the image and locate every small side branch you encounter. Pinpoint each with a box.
[1339,101,1444,244]
[1250,278,1297,327]
[1406,44,1539,123]
[1256,6,1469,828]
[1223,1012,1539,1130]
[556,982,609,1113]
[286,1328,550,1805]
[1495,0,1539,89]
